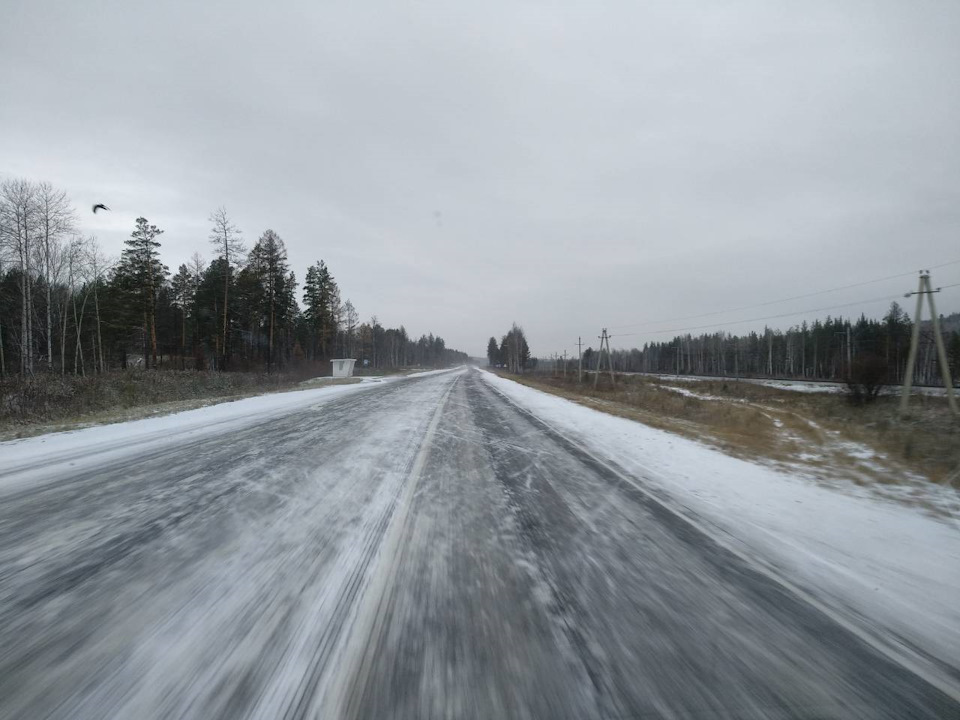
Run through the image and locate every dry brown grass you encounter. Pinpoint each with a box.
[500,371,960,488]
[0,370,362,441]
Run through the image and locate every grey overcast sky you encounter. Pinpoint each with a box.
[2,0,959,357]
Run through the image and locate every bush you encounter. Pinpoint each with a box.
[845,355,887,405]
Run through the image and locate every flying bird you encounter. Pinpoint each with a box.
[92,203,110,214]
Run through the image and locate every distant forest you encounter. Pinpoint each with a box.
[582,305,960,386]
[0,178,468,377]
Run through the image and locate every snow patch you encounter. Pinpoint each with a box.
[658,385,725,402]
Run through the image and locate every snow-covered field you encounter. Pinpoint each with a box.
[637,372,952,396]
[481,370,960,681]
[642,373,847,393]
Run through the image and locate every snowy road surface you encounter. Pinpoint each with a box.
[0,368,957,719]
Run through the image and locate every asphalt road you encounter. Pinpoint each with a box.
[0,368,956,719]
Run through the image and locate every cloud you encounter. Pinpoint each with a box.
[3,0,958,355]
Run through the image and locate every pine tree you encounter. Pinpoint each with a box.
[487,336,500,367]
[119,217,168,369]
[248,230,292,371]
[303,260,339,362]
[170,264,195,368]
[948,331,960,379]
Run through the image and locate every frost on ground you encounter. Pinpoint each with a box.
[638,372,951,396]
[1,367,956,718]
[659,384,732,402]
[0,370,456,495]
[480,370,960,677]
[636,376,946,493]
[0,369,467,719]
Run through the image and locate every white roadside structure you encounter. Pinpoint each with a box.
[331,358,357,378]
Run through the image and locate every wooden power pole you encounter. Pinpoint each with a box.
[577,336,583,383]
[900,271,958,415]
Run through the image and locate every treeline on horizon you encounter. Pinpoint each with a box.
[581,303,960,386]
[489,307,960,387]
[0,177,468,378]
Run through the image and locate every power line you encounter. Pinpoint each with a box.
[608,258,960,332]
[613,282,959,339]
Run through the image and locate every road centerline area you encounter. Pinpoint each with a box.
[326,373,461,719]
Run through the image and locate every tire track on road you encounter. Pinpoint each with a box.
[0,371,463,720]
[327,373,461,720]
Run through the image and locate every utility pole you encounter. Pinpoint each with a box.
[562,350,567,378]
[900,271,958,415]
[594,329,615,388]
[577,336,583,383]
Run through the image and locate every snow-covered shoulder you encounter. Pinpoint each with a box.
[0,369,467,495]
[0,381,379,494]
[479,369,960,676]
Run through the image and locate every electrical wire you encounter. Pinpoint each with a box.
[611,281,960,339]
[607,258,960,332]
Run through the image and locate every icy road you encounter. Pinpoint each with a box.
[0,368,957,719]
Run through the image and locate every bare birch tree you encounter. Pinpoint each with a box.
[0,250,8,377]
[66,237,92,375]
[35,182,75,371]
[59,237,86,375]
[189,252,206,366]
[85,238,112,373]
[209,207,244,370]
[342,299,358,357]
